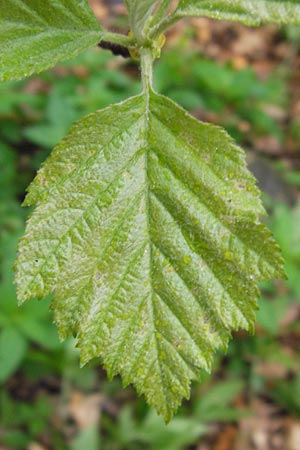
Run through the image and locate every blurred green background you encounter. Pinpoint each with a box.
[1,3,300,449]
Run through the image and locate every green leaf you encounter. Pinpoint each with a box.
[0,0,103,81]
[256,296,289,335]
[18,317,61,350]
[194,379,246,422]
[0,326,28,383]
[125,0,157,41]
[15,92,285,421]
[71,425,100,450]
[176,0,300,25]
[116,407,206,450]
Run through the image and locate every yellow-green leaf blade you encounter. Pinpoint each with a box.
[176,0,300,25]
[0,0,103,81]
[15,92,285,421]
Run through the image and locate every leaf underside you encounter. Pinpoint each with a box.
[15,92,285,421]
[177,0,300,25]
[0,0,103,81]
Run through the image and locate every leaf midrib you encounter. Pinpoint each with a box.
[141,90,171,413]
[142,91,207,414]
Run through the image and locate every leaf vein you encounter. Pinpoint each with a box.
[151,193,250,325]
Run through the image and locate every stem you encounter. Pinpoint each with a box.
[140,48,154,97]
[101,31,134,48]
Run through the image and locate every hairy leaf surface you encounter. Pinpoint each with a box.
[0,0,103,81]
[125,0,157,41]
[176,0,300,25]
[16,92,285,421]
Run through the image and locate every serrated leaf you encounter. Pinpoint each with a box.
[15,92,285,421]
[176,0,300,25]
[125,0,157,41]
[0,0,103,81]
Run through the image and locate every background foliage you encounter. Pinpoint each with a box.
[1,1,300,449]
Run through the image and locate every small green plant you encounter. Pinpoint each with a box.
[1,0,299,422]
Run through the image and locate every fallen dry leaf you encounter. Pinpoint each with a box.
[68,392,104,429]
[286,420,300,450]
[27,444,47,450]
